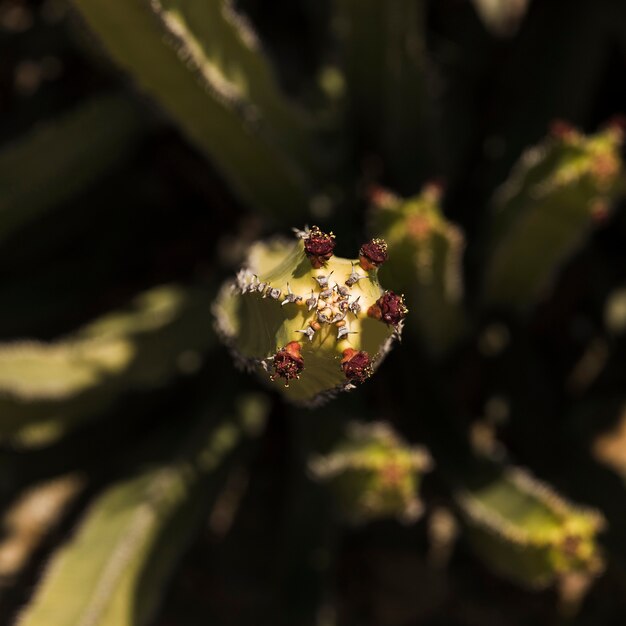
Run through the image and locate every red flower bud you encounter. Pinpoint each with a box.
[359,238,388,270]
[341,348,373,383]
[303,226,335,268]
[368,291,408,326]
[271,341,304,384]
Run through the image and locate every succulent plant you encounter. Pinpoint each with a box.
[309,421,433,523]
[369,184,467,357]
[456,465,605,588]
[4,0,626,623]
[214,227,407,404]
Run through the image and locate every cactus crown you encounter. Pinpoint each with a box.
[214,227,406,404]
[310,421,433,523]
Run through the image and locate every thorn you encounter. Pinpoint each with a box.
[349,296,361,315]
[337,325,357,340]
[314,272,333,288]
[296,327,316,341]
[305,291,317,311]
[345,264,364,287]
[282,283,302,306]
[292,225,311,239]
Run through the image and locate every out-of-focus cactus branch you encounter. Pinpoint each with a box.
[15,394,269,626]
[369,185,468,357]
[70,0,345,221]
[482,124,625,314]
[0,285,215,448]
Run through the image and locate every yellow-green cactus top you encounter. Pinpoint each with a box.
[214,227,407,405]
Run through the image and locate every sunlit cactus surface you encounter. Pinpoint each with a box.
[214,227,406,404]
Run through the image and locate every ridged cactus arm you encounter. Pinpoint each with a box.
[0,285,214,448]
[70,0,342,220]
[16,395,268,626]
[455,464,605,588]
[333,0,431,183]
[214,227,407,405]
[369,186,467,357]
[482,123,625,313]
[0,93,147,245]
[154,0,340,173]
[309,421,433,523]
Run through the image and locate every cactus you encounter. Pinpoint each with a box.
[5,1,626,622]
[213,226,407,404]
[0,285,214,447]
[70,0,344,221]
[309,421,432,523]
[482,124,625,313]
[16,393,269,626]
[456,465,605,588]
[369,185,467,356]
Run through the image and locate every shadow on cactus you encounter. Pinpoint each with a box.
[213,226,407,404]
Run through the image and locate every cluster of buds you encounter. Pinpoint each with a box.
[214,226,407,404]
[309,422,433,523]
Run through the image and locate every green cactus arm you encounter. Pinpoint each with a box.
[333,0,433,184]
[214,229,402,405]
[15,394,268,626]
[482,124,624,313]
[369,186,468,357]
[0,284,214,448]
[309,421,433,523]
[70,0,342,220]
[455,464,605,588]
[0,93,146,244]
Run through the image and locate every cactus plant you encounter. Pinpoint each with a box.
[369,184,467,356]
[3,0,626,624]
[455,464,605,588]
[482,123,624,313]
[214,226,407,404]
[310,421,432,523]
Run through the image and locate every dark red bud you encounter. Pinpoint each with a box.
[304,226,335,268]
[359,238,388,270]
[272,341,304,383]
[341,348,373,383]
[368,291,408,326]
